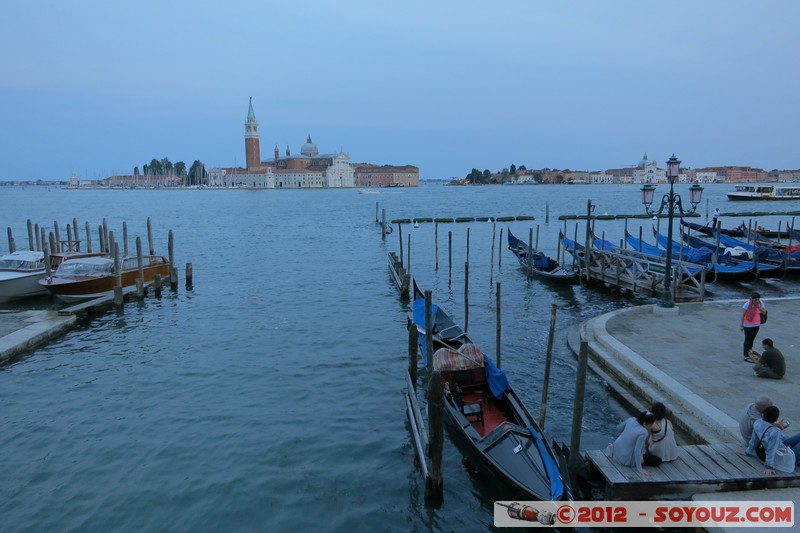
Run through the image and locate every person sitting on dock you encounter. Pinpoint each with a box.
[647,402,679,462]
[611,411,661,476]
[747,338,786,379]
[745,406,796,475]
[739,396,800,457]
[739,395,773,443]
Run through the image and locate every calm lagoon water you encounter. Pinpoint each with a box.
[1,183,798,532]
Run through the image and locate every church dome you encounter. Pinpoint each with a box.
[637,152,657,169]
[300,135,319,157]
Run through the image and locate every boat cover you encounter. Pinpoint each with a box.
[432,343,483,371]
[412,297,439,365]
[482,354,510,400]
[528,424,565,500]
[531,252,550,269]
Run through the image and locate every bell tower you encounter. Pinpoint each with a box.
[245,97,260,169]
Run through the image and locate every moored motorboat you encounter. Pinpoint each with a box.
[39,255,170,302]
[411,286,569,501]
[507,229,579,283]
[0,250,47,302]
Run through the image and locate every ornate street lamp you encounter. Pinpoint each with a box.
[640,154,704,308]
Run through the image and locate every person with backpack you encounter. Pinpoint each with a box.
[745,405,796,475]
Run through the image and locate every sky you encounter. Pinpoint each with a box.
[1,1,798,181]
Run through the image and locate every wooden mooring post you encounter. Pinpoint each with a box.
[539,304,557,430]
[102,219,109,253]
[136,237,145,299]
[98,225,105,254]
[426,369,444,502]
[568,340,590,486]
[407,317,418,385]
[466,227,471,264]
[464,261,469,333]
[424,291,434,376]
[407,234,411,275]
[123,221,129,256]
[490,223,496,284]
[434,222,439,270]
[398,223,404,268]
[382,209,387,239]
[498,228,503,267]
[185,263,193,287]
[66,224,73,252]
[34,223,41,252]
[448,231,452,285]
[85,222,92,253]
[54,221,61,253]
[113,242,124,308]
[6,227,15,254]
[154,274,162,298]
[27,220,34,251]
[73,218,79,251]
[495,282,501,369]
[169,229,178,289]
[147,217,154,255]
[43,242,52,279]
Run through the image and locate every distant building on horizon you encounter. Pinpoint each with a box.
[207,99,418,188]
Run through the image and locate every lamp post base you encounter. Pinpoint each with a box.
[653,304,680,316]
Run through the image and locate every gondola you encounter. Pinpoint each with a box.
[506,229,579,284]
[628,231,782,279]
[651,229,758,281]
[707,233,800,276]
[680,219,789,239]
[411,282,569,502]
[679,230,750,261]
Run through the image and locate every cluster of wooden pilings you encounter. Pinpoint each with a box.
[5,217,194,308]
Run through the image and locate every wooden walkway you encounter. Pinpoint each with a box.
[587,443,800,500]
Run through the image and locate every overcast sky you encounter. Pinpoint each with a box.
[1,1,798,181]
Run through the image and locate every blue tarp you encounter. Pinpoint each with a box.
[527,424,565,500]
[532,253,550,269]
[482,354,510,399]
[412,297,438,366]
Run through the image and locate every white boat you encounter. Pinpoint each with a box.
[727,185,800,201]
[0,250,47,302]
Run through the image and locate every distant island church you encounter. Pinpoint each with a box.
[208,99,418,188]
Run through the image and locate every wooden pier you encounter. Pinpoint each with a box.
[582,246,706,302]
[587,444,800,500]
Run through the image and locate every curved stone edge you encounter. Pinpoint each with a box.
[577,305,741,445]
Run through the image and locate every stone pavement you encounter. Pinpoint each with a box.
[573,296,800,522]
[0,310,77,363]
[576,297,800,445]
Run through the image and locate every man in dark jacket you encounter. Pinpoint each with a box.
[749,338,786,379]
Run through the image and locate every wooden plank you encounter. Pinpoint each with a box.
[663,452,704,480]
[677,447,721,481]
[716,443,770,475]
[654,460,684,482]
[585,450,630,484]
[692,445,749,479]
[681,446,731,480]
[701,444,761,478]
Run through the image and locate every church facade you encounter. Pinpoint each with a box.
[208,99,356,188]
